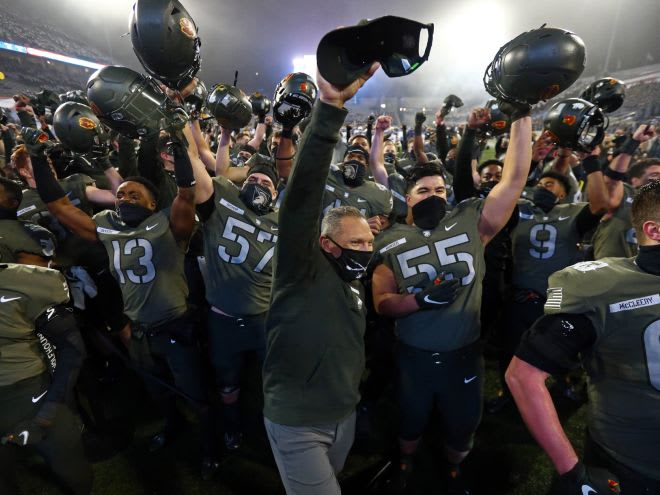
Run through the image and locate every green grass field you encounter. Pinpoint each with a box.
[13,351,589,495]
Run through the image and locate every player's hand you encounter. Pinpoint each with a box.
[375,115,392,132]
[467,108,490,129]
[532,130,555,161]
[632,124,655,143]
[317,62,380,109]
[415,111,426,127]
[414,275,460,310]
[91,141,112,170]
[434,111,444,127]
[22,127,52,156]
[554,462,621,495]
[497,99,531,122]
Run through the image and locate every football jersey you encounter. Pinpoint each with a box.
[544,258,660,479]
[201,177,279,316]
[511,200,585,296]
[324,166,393,218]
[94,209,188,326]
[376,198,486,352]
[0,220,55,261]
[592,183,637,259]
[0,264,69,386]
[17,174,102,267]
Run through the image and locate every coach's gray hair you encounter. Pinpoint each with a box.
[321,206,365,237]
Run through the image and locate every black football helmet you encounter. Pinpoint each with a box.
[184,79,208,116]
[273,73,317,128]
[543,98,608,152]
[53,102,103,153]
[206,84,252,130]
[484,26,586,106]
[249,92,271,116]
[580,77,625,113]
[482,100,510,136]
[86,65,189,139]
[129,0,201,90]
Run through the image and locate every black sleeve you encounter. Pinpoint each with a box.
[453,128,478,202]
[515,313,597,375]
[137,134,166,186]
[35,305,86,404]
[575,203,604,237]
[435,124,448,163]
[196,191,216,222]
[2,130,16,165]
[117,135,138,178]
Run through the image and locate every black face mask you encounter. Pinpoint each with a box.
[533,187,559,212]
[239,183,273,215]
[384,152,397,165]
[411,195,447,230]
[478,180,498,198]
[341,160,367,187]
[325,236,373,282]
[0,206,17,220]
[637,244,660,276]
[233,156,247,167]
[117,202,153,227]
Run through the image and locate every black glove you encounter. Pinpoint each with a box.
[554,462,621,495]
[90,142,112,171]
[414,276,460,310]
[496,99,531,122]
[414,112,426,136]
[21,127,52,157]
[367,114,376,126]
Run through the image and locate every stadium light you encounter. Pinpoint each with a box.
[0,40,105,70]
[292,55,317,80]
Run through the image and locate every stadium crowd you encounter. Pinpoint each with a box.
[0,5,659,495]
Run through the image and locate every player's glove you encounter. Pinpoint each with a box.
[414,111,427,127]
[554,462,621,495]
[414,275,460,310]
[22,127,53,156]
[0,401,63,447]
[90,142,112,171]
[496,99,531,122]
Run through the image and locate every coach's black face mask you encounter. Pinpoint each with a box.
[412,195,446,230]
[325,236,373,281]
[117,203,153,227]
[533,187,558,212]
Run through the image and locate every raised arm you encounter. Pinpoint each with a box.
[369,115,392,187]
[190,118,217,172]
[479,111,532,245]
[413,111,429,164]
[454,108,489,202]
[275,128,296,182]
[168,137,196,244]
[31,153,98,242]
[183,124,213,203]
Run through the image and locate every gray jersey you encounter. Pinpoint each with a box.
[545,258,660,479]
[376,198,486,352]
[0,220,55,261]
[94,209,188,325]
[511,200,585,295]
[592,183,637,259]
[0,264,69,386]
[202,177,278,315]
[324,166,393,218]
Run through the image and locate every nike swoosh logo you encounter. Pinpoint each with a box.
[18,430,28,445]
[170,339,176,344]
[464,376,477,384]
[581,485,596,495]
[357,199,367,203]
[31,390,48,403]
[445,222,457,231]
[0,296,20,303]
[558,216,570,221]
[423,295,449,305]
[270,226,278,231]
[145,224,158,231]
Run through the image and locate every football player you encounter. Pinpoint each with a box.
[371,101,532,493]
[26,133,218,477]
[506,179,660,494]
[186,122,279,451]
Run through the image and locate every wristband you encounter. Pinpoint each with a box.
[604,167,627,182]
[171,142,196,188]
[619,137,640,156]
[581,155,601,175]
[32,155,67,203]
